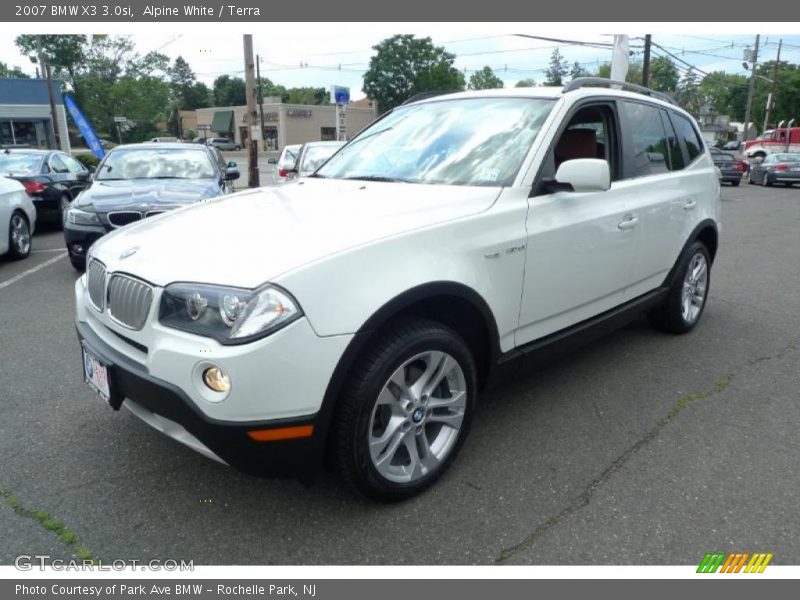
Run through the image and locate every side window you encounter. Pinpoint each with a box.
[49,154,69,174]
[622,101,670,177]
[552,104,617,177]
[670,113,704,163]
[660,110,685,171]
[61,154,86,174]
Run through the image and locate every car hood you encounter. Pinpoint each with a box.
[92,178,501,288]
[77,178,220,211]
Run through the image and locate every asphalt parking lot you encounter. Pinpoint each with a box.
[1,182,798,566]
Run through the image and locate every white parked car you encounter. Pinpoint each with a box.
[0,176,36,260]
[74,80,721,501]
[271,144,302,183]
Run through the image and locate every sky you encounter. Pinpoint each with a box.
[3,27,800,101]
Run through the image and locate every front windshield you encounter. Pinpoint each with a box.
[300,144,344,175]
[0,154,41,176]
[316,97,555,186]
[96,148,216,180]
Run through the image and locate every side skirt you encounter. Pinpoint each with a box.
[485,287,669,388]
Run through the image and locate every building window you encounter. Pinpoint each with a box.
[0,119,52,148]
[321,127,336,141]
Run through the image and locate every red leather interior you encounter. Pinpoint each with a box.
[555,128,598,166]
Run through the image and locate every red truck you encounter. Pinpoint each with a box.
[744,126,800,158]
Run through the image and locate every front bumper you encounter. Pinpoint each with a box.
[64,221,108,260]
[77,318,328,478]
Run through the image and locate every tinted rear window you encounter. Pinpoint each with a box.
[0,154,41,175]
[670,113,705,162]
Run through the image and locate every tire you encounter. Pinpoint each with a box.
[648,241,711,334]
[7,211,31,260]
[762,173,772,187]
[332,319,477,502]
[747,171,755,184]
[731,180,740,187]
[235,145,241,151]
[69,255,86,271]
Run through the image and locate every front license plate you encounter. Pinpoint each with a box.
[82,345,111,405]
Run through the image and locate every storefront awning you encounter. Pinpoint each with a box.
[211,110,234,133]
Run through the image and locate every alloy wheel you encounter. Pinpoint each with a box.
[368,350,466,484]
[10,214,31,256]
[681,252,708,324]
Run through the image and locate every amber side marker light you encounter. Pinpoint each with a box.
[247,425,314,442]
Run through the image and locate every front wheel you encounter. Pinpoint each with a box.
[332,319,476,501]
[648,241,711,334]
[762,173,772,187]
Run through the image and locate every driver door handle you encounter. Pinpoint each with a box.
[683,199,698,211]
[618,214,639,230]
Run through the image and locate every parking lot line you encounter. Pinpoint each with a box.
[30,248,68,254]
[0,252,68,290]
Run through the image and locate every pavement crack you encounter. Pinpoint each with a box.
[0,488,99,562]
[494,335,799,564]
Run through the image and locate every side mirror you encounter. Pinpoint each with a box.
[87,165,96,174]
[226,161,237,168]
[267,157,277,164]
[553,159,610,193]
[77,171,91,181]
[224,168,240,181]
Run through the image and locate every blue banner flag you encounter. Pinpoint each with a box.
[63,95,105,160]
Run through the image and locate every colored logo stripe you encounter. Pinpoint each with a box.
[697,552,773,573]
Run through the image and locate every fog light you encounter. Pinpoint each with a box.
[70,243,84,254]
[203,367,231,392]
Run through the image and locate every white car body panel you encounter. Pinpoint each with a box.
[0,176,36,255]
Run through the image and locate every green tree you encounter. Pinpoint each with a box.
[363,34,465,112]
[570,61,591,80]
[544,49,568,86]
[285,87,330,105]
[0,62,29,78]
[699,71,749,121]
[515,78,536,87]
[596,62,644,85]
[213,75,246,106]
[649,56,679,92]
[468,66,504,90]
[14,34,87,89]
[675,69,703,116]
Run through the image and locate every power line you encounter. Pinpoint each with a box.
[650,41,708,76]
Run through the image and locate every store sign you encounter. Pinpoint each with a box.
[287,109,312,118]
[197,124,212,131]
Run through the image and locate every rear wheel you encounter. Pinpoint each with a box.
[332,319,476,501]
[649,241,711,334]
[762,173,772,187]
[731,179,740,187]
[7,211,31,260]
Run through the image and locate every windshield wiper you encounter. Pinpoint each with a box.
[342,175,410,183]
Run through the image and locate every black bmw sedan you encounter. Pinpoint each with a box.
[0,148,93,226]
[64,143,239,270]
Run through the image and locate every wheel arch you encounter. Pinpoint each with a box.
[314,282,501,452]
[663,219,719,289]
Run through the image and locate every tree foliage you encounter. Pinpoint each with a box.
[0,62,29,78]
[468,66,504,90]
[515,78,536,88]
[570,62,591,80]
[363,35,465,112]
[544,49,568,86]
[649,56,679,92]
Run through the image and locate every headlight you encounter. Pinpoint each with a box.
[159,283,302,344]
[67,207,101,225]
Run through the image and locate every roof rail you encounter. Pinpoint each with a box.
[562,77,677,106]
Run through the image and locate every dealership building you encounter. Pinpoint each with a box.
[0,78,70,152]
[190,99,378,150]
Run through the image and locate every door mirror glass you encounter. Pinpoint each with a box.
[554,158,610,192]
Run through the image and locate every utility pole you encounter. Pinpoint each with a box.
[743,34,760,141]
[37,37,62,150]
[763,38,781,132]
[642,34,652,88]
[256,54,266,151]
[243,34,259,188]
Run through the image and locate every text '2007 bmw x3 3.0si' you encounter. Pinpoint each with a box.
[75,79,721,501]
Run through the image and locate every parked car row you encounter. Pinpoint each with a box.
[747,153,800,186]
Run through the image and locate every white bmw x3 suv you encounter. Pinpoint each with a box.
[75,79,721,501]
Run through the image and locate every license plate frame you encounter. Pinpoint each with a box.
[81,344,119,409]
